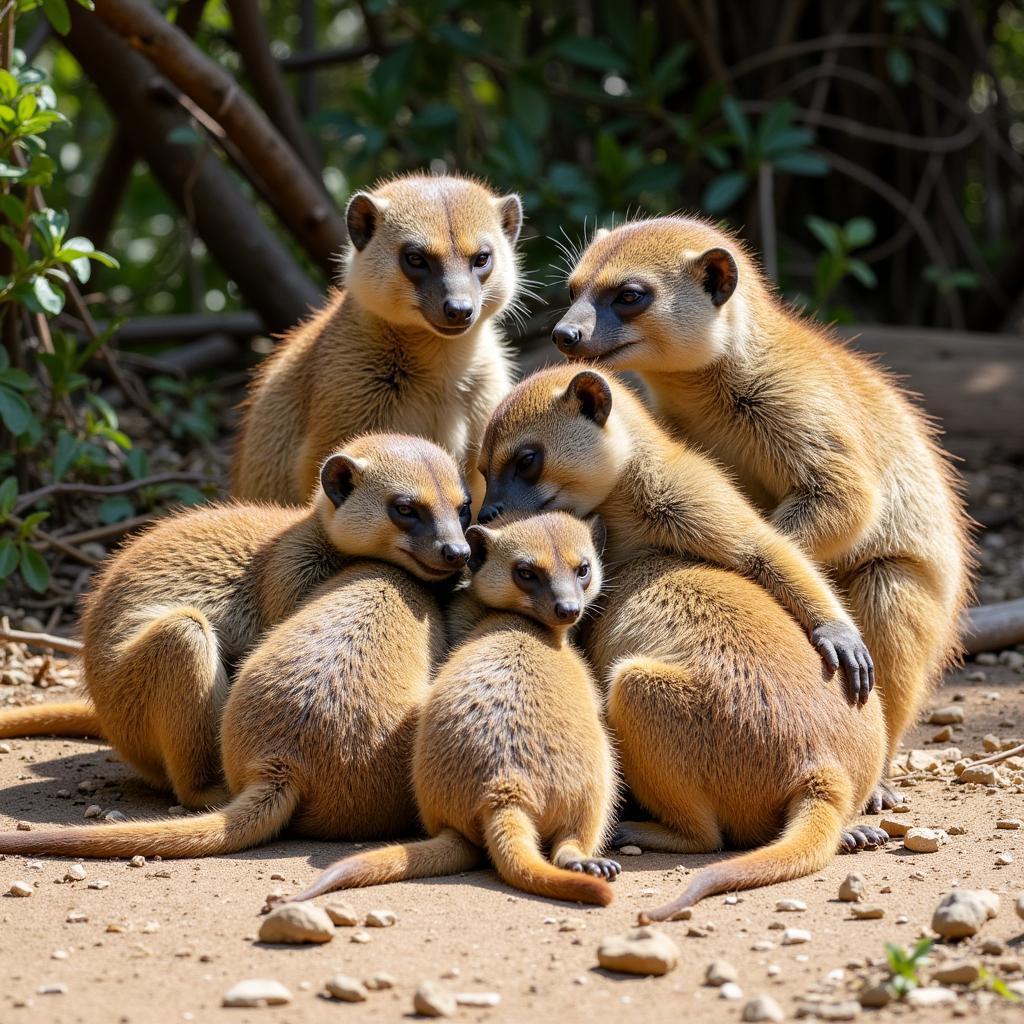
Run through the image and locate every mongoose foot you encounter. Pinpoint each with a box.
[838,824,890,853]
[564,857,622,880]
[863,780,901,814]
[811,620,875,705]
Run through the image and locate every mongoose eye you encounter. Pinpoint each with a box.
[616,288,644,305]
[393,501,418,519]
[459,500,472,529]
[516,451,536,474]
[577,560,591,580]
[404,251,427,269]
[472,251,492,270]
[515,565,536,582]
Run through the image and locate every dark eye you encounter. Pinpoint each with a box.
[568,285,577,302]
[577,560,590,579]
[393,501,418,518]
[459,500,471,527]
[516,566,536,582]
[404,251,427,269]
[472,251,491,269]
[516,451,536,474]
[616,289,643,305]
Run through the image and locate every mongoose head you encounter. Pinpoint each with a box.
[318,433,471,581]
[343,173,522,339]
[552,217,748,372]
[465,512,604,630]
[476,366,630,524]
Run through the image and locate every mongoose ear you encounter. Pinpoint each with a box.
[494,194,523,244]
[693,246,738,307]
[465,525,494,572]
[585,513,607,556]
[346,192,389,252]
[564,371,612,428]
[593,227,610,241]
[320,454,368,508]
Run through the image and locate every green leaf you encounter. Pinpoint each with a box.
[0,160,28,179]
[98,495,135,525]
[0,476,17,517]
[31,274,64,314]
[843,217,876,249]
[0,69,17,100]
[721,97,752,153]
[507,79,550,138]
[18,510,49,537]
[125,446,149,479]
[847,259,877,288]
[16,93,38,122]
[0,537,17,580]
[0,386,32,435]
[0,368,34,392]
[87,392,118,429]
[0,194,25,223]
[554,36,623,72]
[772,151,828,175]
[167,124,201,146]
[53,430,80,479]
[41,0,71,35]
[626,162,683,195]
[887,47,912,85]
[806,215,844,256]
[703,171,748,213]
[918,1,948,36]
[18,541,50,593]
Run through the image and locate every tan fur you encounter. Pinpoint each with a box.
[557,217,972,791]
[231,173,521,505]
[0,434,469,810]
[288,513,620,907]
[0,702,102,739]
[587,556,885,915]
[0,560,444,858]
[477,366,871,670]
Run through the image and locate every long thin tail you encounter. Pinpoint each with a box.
[0,780,298,859]
[0,701,103,739]
[289,828,483,903]
[483,805,612,906]
[639,769,847,921]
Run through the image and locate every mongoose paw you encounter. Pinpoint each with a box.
[811,621,875,706]
[838,824,890,854]
[863,780,901,813]
[565,857,622,880]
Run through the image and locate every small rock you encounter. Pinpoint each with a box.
[929,706,964,725]
[981,938,1005,955]
[775,898,806,912]
[931,961,981,985]
[983,734,1001,752]
[720,982,743,1000]
[931,890,999,939]
[413,981,457,1018]
[0,742,10,754]
[851,905,885,920]
[815,1001,861,1020]
[37,983,68,995]
[269,873,284,881]
[77,779,102,793]
[64,864,86,882]
[879,817,910,837]
[996,852,1014,866]
[1016,895,1024,921]
[325,900,360,926]
[838,874,866,902]
[350,930,371,944]
[365,908,397,928]
[904,827,947,853]
[858,982,891,1008]
[128,855,145,868]
[751,940,775,951]
[65,910,88,923]
[596,926,680,975]
[83,805,102,819]
[365,972,396,990]
[324,975,367,1002]
[706,959,738,986]
[742,994,785,1022]
[258,903,334,945]
[455,992,502,1008]
[51,950,68,960]
[996,818,1022,830]
[8,880,34,897]
[906,986,957,1007]
[780,928,811,945]
[619,845,642,856]
[103,810,127,823]
[15,821,31,831]
[222,979,292,1007]
[931,725,954,742]
[958,765,1000,786]
[87,880,109,890]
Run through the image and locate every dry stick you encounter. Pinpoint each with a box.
[58,514,154,547]
[0,625,82,655]
[8,514,101,567]
[962,743,1024,770]
[15,471,213,514]
[93,0,345,274]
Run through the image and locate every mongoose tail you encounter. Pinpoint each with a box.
[0,701,103,739]
[639,768,847,921]
[484,805,613,907]
[0,780,298,858]
[289,828,483,902]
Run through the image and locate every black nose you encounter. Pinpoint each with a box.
[554,601,581,622]
[552,323,581,349]
[441,542,471,566]
[444,299,474,325]
[477,503,503,525]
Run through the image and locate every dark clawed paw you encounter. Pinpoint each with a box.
[578,858,621,880]
[863,781,900,814]
[838,825,890,854]
[564,860,584,873]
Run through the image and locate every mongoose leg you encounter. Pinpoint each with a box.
[118,607,229,809]
[611,820,720,854]
[841,557,948,811]
[552,839,621,880]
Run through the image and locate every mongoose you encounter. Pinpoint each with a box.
[283,512,621,907]
[587,554,886,916]
[552,217,971,809]
[476,366,874,703]
[231,173,522,505]
[0,559,443,858]
[0,434,471,808]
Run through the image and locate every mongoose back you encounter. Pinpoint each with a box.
[232,173,522,505]
[0,434,471,809]
[476,365,874,703]
[586,554,886,917]
[0,558,444,859]
[552,217,971,807]
[285,512,620,907]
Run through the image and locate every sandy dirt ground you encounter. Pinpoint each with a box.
[1,658,1022,1024]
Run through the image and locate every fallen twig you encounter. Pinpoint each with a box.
[9,514,101,568]
[963,742,1024,769]
[962,598,1024,655]
[15,472,215,515]
[0,625,83,655]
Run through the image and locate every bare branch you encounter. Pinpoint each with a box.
[15,472,215,515]
[0,626,83,655]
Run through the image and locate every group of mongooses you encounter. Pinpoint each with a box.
[0,173,970,918]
